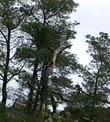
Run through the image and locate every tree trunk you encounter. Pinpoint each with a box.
[27,86,34,114]
[32,91,40,113]
[90,63,102,122]
[51,96,57,113]
[2,79,7,106]
[27,59,38,114]
[40,64,49,112]
[2,28,11,107]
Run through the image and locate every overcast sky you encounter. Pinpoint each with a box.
[70,0,110,65]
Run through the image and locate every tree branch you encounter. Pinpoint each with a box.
[52,90,74,103]
[8,61,27,82]
[0,29,8,42]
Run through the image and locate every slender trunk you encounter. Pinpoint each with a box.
[90,80,98,122]
[90,63,102,122]
[32,90,40,113]
[51,96,57,113]
[2,28,11,106]
[27,59,38,114]
[2,80,7,106]
[27,86,34,114]
[40,63,49,112]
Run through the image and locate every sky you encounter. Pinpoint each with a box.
[70,0,110,65]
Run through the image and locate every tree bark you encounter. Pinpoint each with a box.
[51,96,57,113]
[2,28,11,106]
[32,90,40,113]
[40,63,48,112]
[90,63,102,122]
[27,59,38,114]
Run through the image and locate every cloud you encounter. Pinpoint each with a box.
[71,0,110,65]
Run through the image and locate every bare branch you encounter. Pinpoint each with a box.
[0,29,8,42]
[0,73,3,78]
[8,61,27,82]
[52,90,74,103]
[0,64,4,71]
